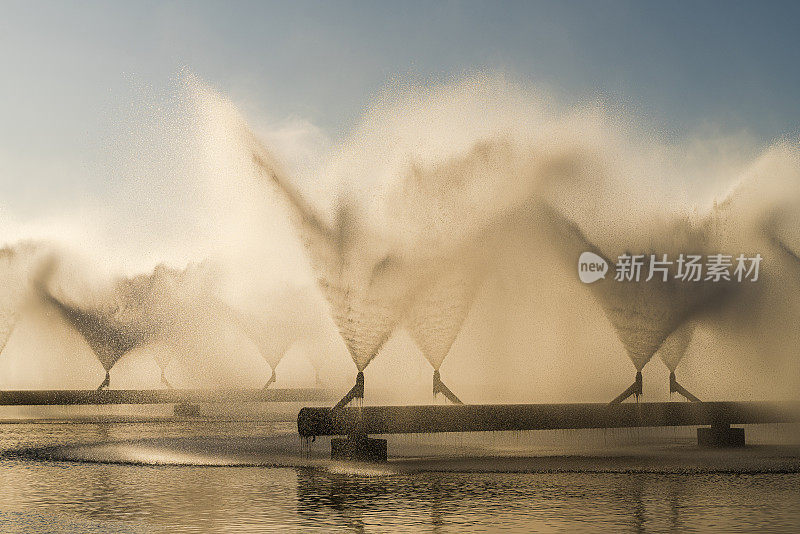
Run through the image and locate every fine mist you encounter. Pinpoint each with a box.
[2,71,799,403]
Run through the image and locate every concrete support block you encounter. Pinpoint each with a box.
[697,424,745,448]
[331,436,388,462]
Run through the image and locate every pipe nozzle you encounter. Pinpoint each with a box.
[263,368,277,389]
[97,370,110,391]
[332,371,365,411]
[433,370,464,404]
[669,371,702,402]
[609,371,643,405]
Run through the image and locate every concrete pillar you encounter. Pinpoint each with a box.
[331,435,388,462]
[697,422,745,448]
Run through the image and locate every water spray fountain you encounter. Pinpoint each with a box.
[2,252,340,406]
[599,259,715,405]
[31,259,208,390]
[657,322,701,402]
[1,242,50,361]
[220,100,450,459]
[763,210,800,276]
[405,267,482,404]
[241,124,420,411]
[38,281,155,390]
[431,370,462,404]
[535,202,724,404]
[178,76,800,461]
[0,262,20,359]
[221,304,296,389]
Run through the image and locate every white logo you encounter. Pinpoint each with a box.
[578,251,608,284]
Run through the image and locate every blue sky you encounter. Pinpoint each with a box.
[2,0,799,220]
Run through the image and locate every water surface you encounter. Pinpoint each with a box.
[1,420,799,533]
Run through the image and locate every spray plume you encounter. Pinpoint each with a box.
[32,252,237,388]
[189,72,800,403]
[1,241,57,357]
[218,286,323,388]
[3,71,800,401]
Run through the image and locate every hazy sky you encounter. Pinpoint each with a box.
[2,0,799,220]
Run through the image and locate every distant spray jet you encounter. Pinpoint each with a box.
[1,241,53,360]
[221,305,290,389]
[40,292,153,390]
[763,210,800,275]
[1,246,26,358]
[1,248,19,357]
[34,259,222,390]
[216,287,323,390]
[35,261,162,390]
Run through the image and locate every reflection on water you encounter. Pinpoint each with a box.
[295,470,800,533]
[1,422,799,532]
